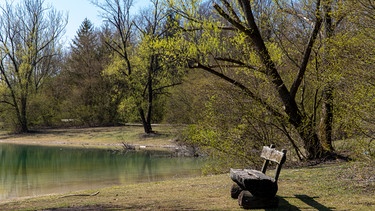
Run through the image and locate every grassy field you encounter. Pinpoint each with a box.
[0,126,374,210]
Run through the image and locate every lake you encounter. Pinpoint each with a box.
[0,144,204,201]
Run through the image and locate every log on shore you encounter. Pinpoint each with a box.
[238,190,279,209]
[230,169,278,198]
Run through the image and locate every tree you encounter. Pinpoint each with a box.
[131,0,185,133]
[0,0,66,132]
[68,18,101,125]
[59,18,122,126]
[167,0,356,159]
[90,0,134,76]
[90,0,137,127]
[92,0,185,133]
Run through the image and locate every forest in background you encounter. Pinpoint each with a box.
[0,0,374,164]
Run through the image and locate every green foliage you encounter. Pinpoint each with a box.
[331,31,375,141]
[28,92,59,127]
[164,70,206,124]
[117,96,140,123]
[173,71,289,171]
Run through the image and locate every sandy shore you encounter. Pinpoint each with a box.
[0,126,180,150]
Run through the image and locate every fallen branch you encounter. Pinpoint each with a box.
[122,142,136,151]
[59,191,100,198]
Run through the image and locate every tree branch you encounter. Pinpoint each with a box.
[154,82,182,93]
[290,0,322,99]
[216,0,303,127]
[190,61,284,120]
[219,0,242,23]
[215,57,258,70]
[213,3,249,36]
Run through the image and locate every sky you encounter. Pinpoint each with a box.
[0,0,151,46]
[43,0,150,44]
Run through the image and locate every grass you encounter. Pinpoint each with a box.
[0,125,182,149]
[0,126,374,210]
[0,162,373,210]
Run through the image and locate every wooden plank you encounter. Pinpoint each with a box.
[230,169,274,187]
[230,169,278,197]
[260,146,286,164]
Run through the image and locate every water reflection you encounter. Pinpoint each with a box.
[0,144,203,200]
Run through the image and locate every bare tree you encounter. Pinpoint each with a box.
[0,0,67,132]
[90,0,134,76]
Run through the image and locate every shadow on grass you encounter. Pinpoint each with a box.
[273,195,335,211]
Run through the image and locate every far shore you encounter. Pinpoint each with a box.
[0,125,182,150]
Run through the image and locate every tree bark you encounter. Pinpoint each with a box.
[20,96,29,133]
[319,85,334,151]
[139,108,152,134]
[319,0,335,151]
[146,55,155,134]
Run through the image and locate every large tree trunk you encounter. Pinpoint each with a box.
[319,0,335,151]
[299,124,328,159]
[319,85,334,151]
[146,58,154,134]
[18,96,29,133]
[139,108,153,134]
[138,55,156,134]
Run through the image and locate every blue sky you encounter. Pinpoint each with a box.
[1,0,151,45]
[43,0,99,43]
[44,0,150,44]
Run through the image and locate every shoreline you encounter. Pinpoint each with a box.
[0,126,181,151]
[0,139,179,151]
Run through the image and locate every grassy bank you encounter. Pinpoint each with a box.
[0,126,374,210]
[0,125,181,150]
[0,161,374,210]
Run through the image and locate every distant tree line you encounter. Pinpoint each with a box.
[0,0,373,163]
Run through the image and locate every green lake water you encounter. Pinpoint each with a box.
[0,144,204,200]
